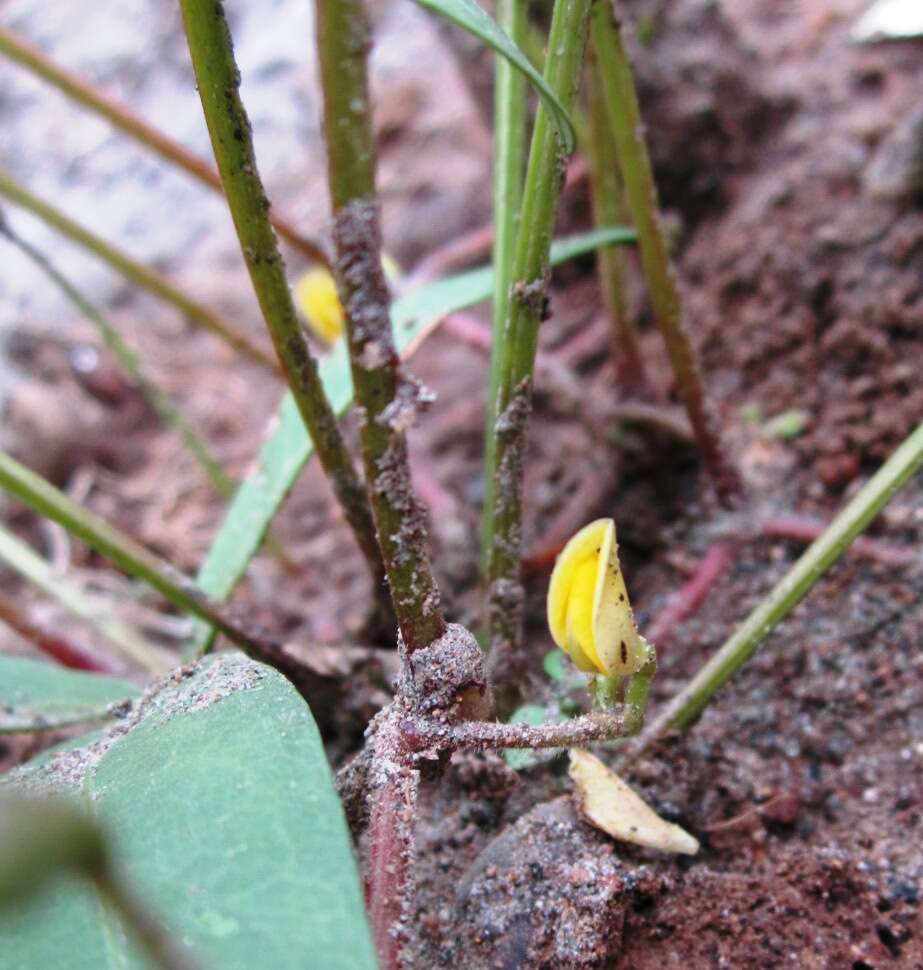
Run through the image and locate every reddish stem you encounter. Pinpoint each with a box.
[366,718,418,970]
[0,589,113,672]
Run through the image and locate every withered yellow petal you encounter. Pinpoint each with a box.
[569,748,699,855]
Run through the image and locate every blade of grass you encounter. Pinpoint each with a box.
[480,0,528,586]
[632,420,923,756]
[585,51,646,395]
[0,523,166,673]
[0,25,330,269]
[0,170,278,373]
[177,0,389,618]
[0,215,234,498]
[315,0,445,653]
[590,0,741,500]
[189,226,636,656]
[0,450,284,660]
[485,0,594,704]
[411,0,576,153]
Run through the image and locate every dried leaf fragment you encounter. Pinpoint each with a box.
[568,748,699,855]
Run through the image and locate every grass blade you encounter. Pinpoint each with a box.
[0,451,281,659]
[586,52,646,394]
[480,0,529,584]
[633,421,923,754]
[0,524,166,673]
[0,171,278,373]
[412,0,577,153]
[0,25,329,268]
[189,226,636,654]
[0,217,234,499]
[590,1,740,500]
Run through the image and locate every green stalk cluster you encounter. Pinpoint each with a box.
[485,0,594,695]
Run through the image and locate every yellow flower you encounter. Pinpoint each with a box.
[294,256,401,345]
[294,267,344,344]
[546,518,647,676]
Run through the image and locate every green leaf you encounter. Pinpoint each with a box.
[0,653,376,970]
[542,649,569,683]
[0,656,139,734]
[191,226,636,654]
[410,0,576,153]
[763,408,809,440]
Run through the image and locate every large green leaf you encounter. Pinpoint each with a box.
[411,0,575,153]
[0,656,139,733]
[192,226,635,653]
[0,652,376,970]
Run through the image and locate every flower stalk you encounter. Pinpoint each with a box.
[590,0,741,500]
[177,0,390,616]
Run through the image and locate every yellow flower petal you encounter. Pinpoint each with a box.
[294,267,344,344]
[591,520,646,676]
[565,557,603,672]
[546,517,646,677]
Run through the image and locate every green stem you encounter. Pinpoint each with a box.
[0,170,278,373]
[635,421,923,752]
[486,0,593,691]
[0,25,329,268]
[0,218,233,498]
[0,523,166,673]
[585,51,646,395]
[0,451,280,659]
[480,0,528,588]
[315,0,445,653]
[590,0,741,501]
[177,0,389,610]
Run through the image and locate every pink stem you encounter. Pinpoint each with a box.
[0,590,114,673]
[366,719,418,970]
